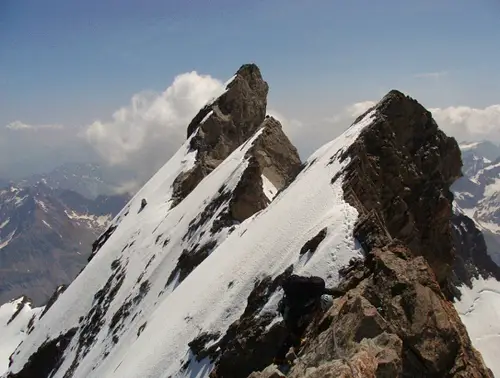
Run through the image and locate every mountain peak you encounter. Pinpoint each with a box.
[186,63,268,138]
[173,63,290,207]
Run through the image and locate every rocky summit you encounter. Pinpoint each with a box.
[3,64,499,378]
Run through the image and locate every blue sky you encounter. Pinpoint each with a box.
[0,0,499,179]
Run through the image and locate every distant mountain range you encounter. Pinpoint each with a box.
[2,162,139,199]
[452,141,500,265]
[0,170,130,306]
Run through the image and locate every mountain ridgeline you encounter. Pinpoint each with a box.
[4,64,499,378]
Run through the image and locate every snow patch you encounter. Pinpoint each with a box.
[0,230,16,250]
[455,277,500,376]
[13,195,27,207]
[35,199,48,212]
[484,178,500,197]
[0,219,9,229]
[261,175,278,201]
[65,211,112,228]
[200,110,213,124]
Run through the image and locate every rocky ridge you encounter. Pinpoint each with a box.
[250,91,493,377]
[171,64,293,207]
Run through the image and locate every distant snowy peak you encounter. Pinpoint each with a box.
[0,182,128,305]
[17,162,136,199]
[459,141,500,162]
[453,140,500,265]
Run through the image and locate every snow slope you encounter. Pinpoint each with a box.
[453,203,500,376]
[455,278,500,376]
[6,106,376,377]
[0,298,42,375]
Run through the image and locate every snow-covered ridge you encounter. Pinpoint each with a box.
[0,297,43,376]
[6,101,377,378]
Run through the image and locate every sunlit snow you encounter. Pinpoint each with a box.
[455,278,500,376]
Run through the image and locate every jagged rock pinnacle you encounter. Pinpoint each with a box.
[172,63,299,208]
[186,63,268,138]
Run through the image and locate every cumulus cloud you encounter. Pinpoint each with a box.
[5,120,63,130]
[85,71,224,184]
[346,101,377,118]
[430,105,500,143]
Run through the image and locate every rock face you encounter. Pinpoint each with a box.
[286,244,492,378]
[450,213,500,297]
[172,64,274,206]
[251,91,493,377]
[341,90,462,286]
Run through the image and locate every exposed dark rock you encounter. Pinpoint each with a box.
[172,64,269,207]
[341,90,462,286]
[167,241,217,286]
[281,275,326,303]
[172,64,300,210]
[282,243,492,378]
[206,266,294,378]
[449,212,500,299]
[248,365,285,378]
[89,224,118,262]
[138,198,147,213]
[7,296,31,325]
[7,328,77,378]
[299,228,327,255]
[137,322,147,337]
[188,332,221,360]
[40,284,67,318]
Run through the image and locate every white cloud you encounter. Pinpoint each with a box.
[84,71,225,182]
[414,71,449,79]
[346,101,376,117]
[5,120,63,130]
[430,104,500,143]
[267,109,304,135]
